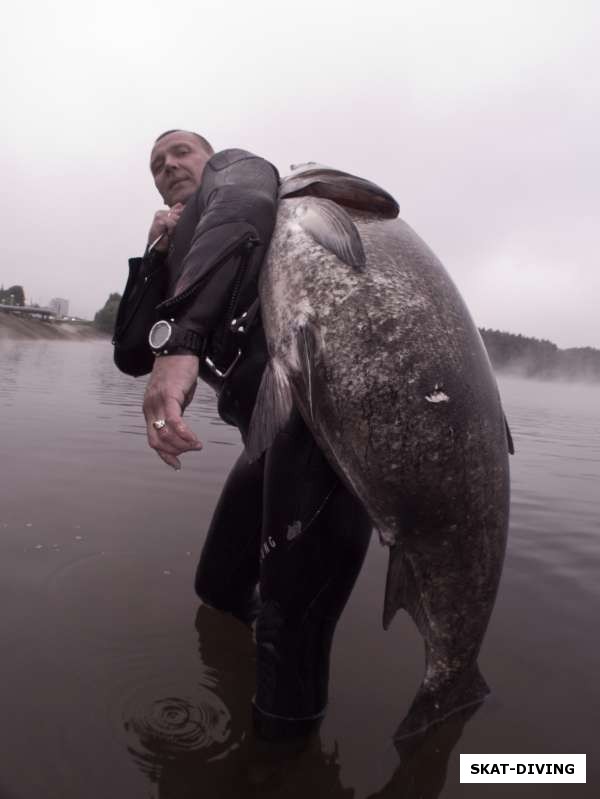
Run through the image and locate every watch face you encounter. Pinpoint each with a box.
[149,320,172,349]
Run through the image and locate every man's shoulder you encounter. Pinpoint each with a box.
[207,148,265,172]
[201,149,280,191]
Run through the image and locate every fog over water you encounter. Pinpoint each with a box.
[0,339,598,797]
[1,0,599,347]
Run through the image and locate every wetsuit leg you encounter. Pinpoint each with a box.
[194,325,268,624]
[194,450,264,624]
[253,408,372,740]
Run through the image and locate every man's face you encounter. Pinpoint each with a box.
[150,131,211,207]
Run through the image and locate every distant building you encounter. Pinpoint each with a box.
[49,297,69,318]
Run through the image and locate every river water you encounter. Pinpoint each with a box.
[0,339,597,798]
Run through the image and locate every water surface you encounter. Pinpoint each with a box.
[0,340,598,797]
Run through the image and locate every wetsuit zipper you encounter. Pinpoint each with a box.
[158,232,259,311]
[213,237,258,359]
[225,238,257,329]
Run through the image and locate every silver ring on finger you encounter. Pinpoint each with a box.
[152,419,167,431]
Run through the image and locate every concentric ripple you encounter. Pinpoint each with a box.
[123,688,232,779]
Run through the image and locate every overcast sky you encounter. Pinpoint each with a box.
[2,0,598,348]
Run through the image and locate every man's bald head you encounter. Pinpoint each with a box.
[154,129,214,156]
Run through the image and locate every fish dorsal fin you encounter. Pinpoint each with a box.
[293,197,366,270]
[246,358,294,461]
[280,163,399,219]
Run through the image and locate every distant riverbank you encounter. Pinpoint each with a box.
[3,312,598,383]
[479,328,600,382]
[0,313,108,341]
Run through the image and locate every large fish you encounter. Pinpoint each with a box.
[248,164,511,738]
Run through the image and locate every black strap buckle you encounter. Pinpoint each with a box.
[205,298,260,379]
[230,311,248,333]
[230,298,260,335]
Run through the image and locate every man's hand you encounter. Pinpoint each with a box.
[143,354,203,469]
[147,202,184,252]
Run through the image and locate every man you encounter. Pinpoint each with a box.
[125,130,372,741]
[142,129,277,460]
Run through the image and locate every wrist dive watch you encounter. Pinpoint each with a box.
[148,319,203,357]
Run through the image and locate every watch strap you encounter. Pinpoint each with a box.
[179,327,203,354]
[157,345,200,357]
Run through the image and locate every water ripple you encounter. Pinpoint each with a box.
[123,687,233,782]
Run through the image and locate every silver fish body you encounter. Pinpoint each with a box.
[253,194,510,738]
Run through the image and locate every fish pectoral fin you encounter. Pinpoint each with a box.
[246,358,294,461]
[294,198,366,270]
[294,322,320,423]
[504,413,515,455]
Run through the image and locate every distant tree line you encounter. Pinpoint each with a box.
[0,285,25,306]
[479,328,600,381]
[94,293,121,335]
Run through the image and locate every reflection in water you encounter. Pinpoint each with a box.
[155,732,354,799]
[368,704,481,799]
[0,345,22,406]
[122,606,253,791]
[0,340,59,408]
[123,604,480,798]
[123,605,354,798]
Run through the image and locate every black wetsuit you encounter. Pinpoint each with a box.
[197,373,371,738]
[117,149,372,739]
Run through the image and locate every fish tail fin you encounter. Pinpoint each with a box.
[394,662,490,741]
[246,359,294,462]
[386,529,499,738]
[388,539,491,740]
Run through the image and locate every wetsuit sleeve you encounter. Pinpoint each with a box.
[156,149,279,338]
